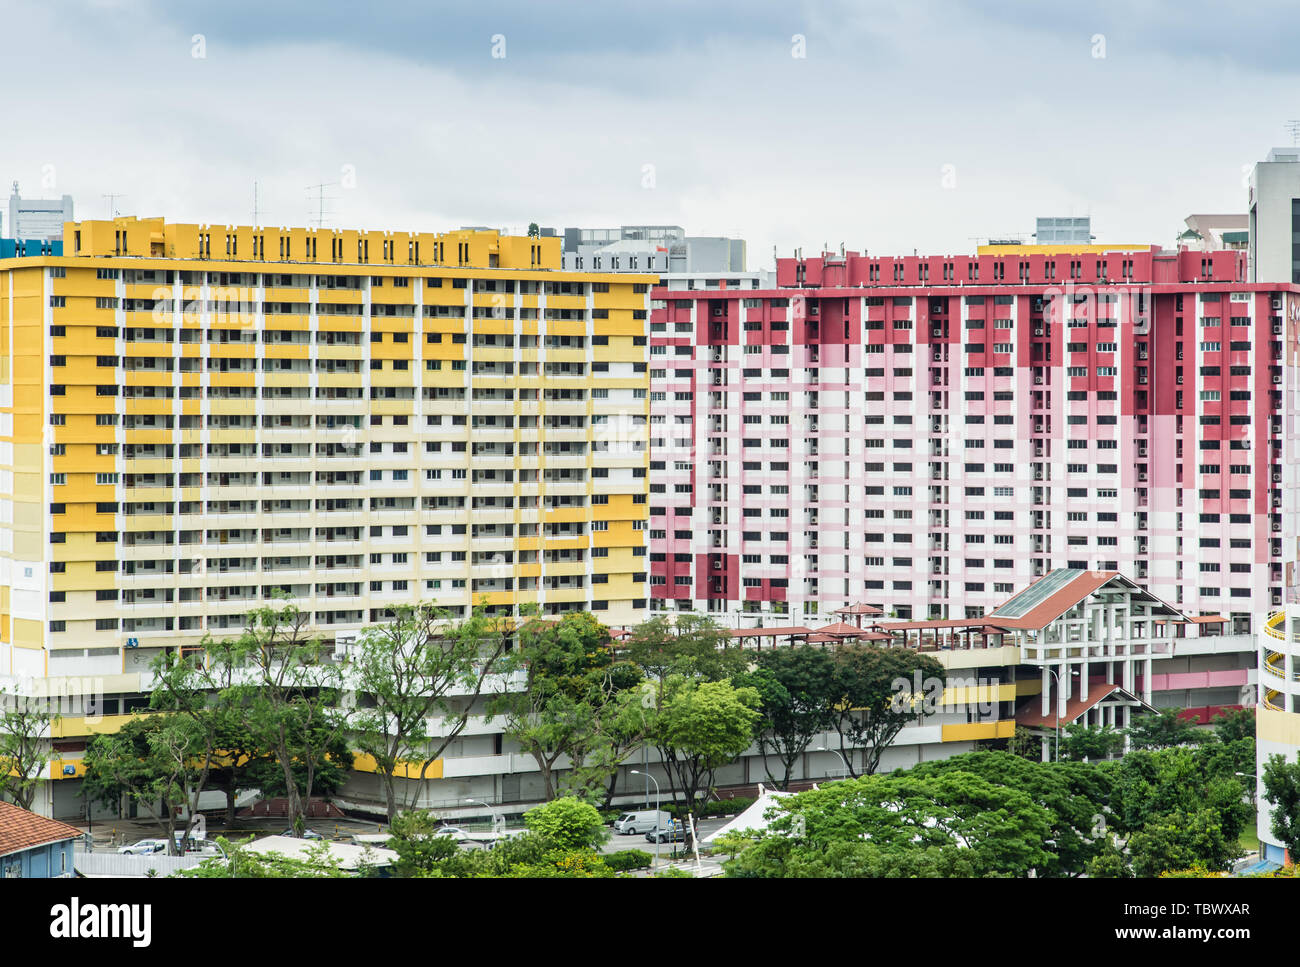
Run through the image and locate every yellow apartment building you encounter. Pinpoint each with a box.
[0,217,653,814]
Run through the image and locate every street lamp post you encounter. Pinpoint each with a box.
[464,798,503,837]
[815,746,850,779]
[1046,667,1065,762]
[631,770,660,872]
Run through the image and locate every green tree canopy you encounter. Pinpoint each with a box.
[651,675,761,813]
[1261,753,1300,859]
[740,646,838,789]
[829,645,946,776]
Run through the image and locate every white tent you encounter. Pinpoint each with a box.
[244,836,398,871]
[703,784,811,843]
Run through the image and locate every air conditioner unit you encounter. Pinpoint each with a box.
[1274,473,1282,483]
[1274,324,1283,335]
[1272,298,1283,310]
[1274,375,1282,384]
[713,516,722,524]
[1272,522,1282,532]
[1243,440,1251,448]
[1034,471,1043,480]
[712,560,722,569]
[1034,327,1043,336]
[1034,376,1043,384]
[1138,472,1148,481]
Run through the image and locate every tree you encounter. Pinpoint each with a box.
[1211,707,1255,744]
[1109,747,1251,846]
[1127,708,1205,749]
[527,222,540,238]
[1127,808,1237,877]
[489,611,614,801]
[829,646,945,777]
[1261,753,1300,860]
[352,603,512,822]
[522,797,608,852]
[651,676,761,813]
[722,771,1054,878]
[203,599,350,832]
[177,836,351,878]
[905,751,1117,877]
[1057,723,1126,762]
[623,614,748,687]
[0,687,58,811]
[384,809,460,877]
[561,682,652,807]
[82,715,208,853]
[741,647,837,789]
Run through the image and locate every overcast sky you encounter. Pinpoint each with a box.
[4,0,1296,268]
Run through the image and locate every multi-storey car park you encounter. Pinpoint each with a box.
[0,217,653,816]
[648,243,1297,637]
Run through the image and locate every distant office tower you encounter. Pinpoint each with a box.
[1035,216,1092,245]
[648,244,1294,634]
[7,183,74,242]
[1248,148,1300,283]
[562,225,746,274]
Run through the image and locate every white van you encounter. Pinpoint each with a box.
[612,811,672,835]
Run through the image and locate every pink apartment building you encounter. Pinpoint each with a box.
[648,245,1300,638]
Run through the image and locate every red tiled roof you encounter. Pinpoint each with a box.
[813,622,872,636]
[987,571,1119,630]
[729,626,812,638]
[1014,683,1152,728]
[834,603,884,616]
[874,618,1014,631]
[0,802,82,857]
[1016,684,1120,728]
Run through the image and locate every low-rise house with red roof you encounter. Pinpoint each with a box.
[0,802,81,878]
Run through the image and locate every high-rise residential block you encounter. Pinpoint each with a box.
[0,216,652,814]
[649,244,1296,633]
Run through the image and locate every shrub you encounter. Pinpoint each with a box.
[523,797,609,852]
[605,849,653,872]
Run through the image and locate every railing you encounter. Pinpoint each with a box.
[1265,610,1287,641]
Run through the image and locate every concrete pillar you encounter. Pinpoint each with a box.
[1080,658,1089,701]
[1041,666,1051,717]
[1143,657,1152,704]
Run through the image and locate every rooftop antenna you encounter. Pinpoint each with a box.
[305,182,337,229]
[102,193,125,218]
[1286,120,1300,146]
[252,181,263,228]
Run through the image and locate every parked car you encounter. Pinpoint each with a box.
[281,828,324,840]
[118,839,168,855]
[433,825,470,839]
[613,810,673,836]
[176,837,225,856]
[645,822,694,845]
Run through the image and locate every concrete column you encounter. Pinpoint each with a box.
[1080,658,1089,701]
[1041,666,1051,717]
[1143,657,1152,704]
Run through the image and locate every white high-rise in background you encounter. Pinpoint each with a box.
[1248,148,1300,284]
[7,183,75,241]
